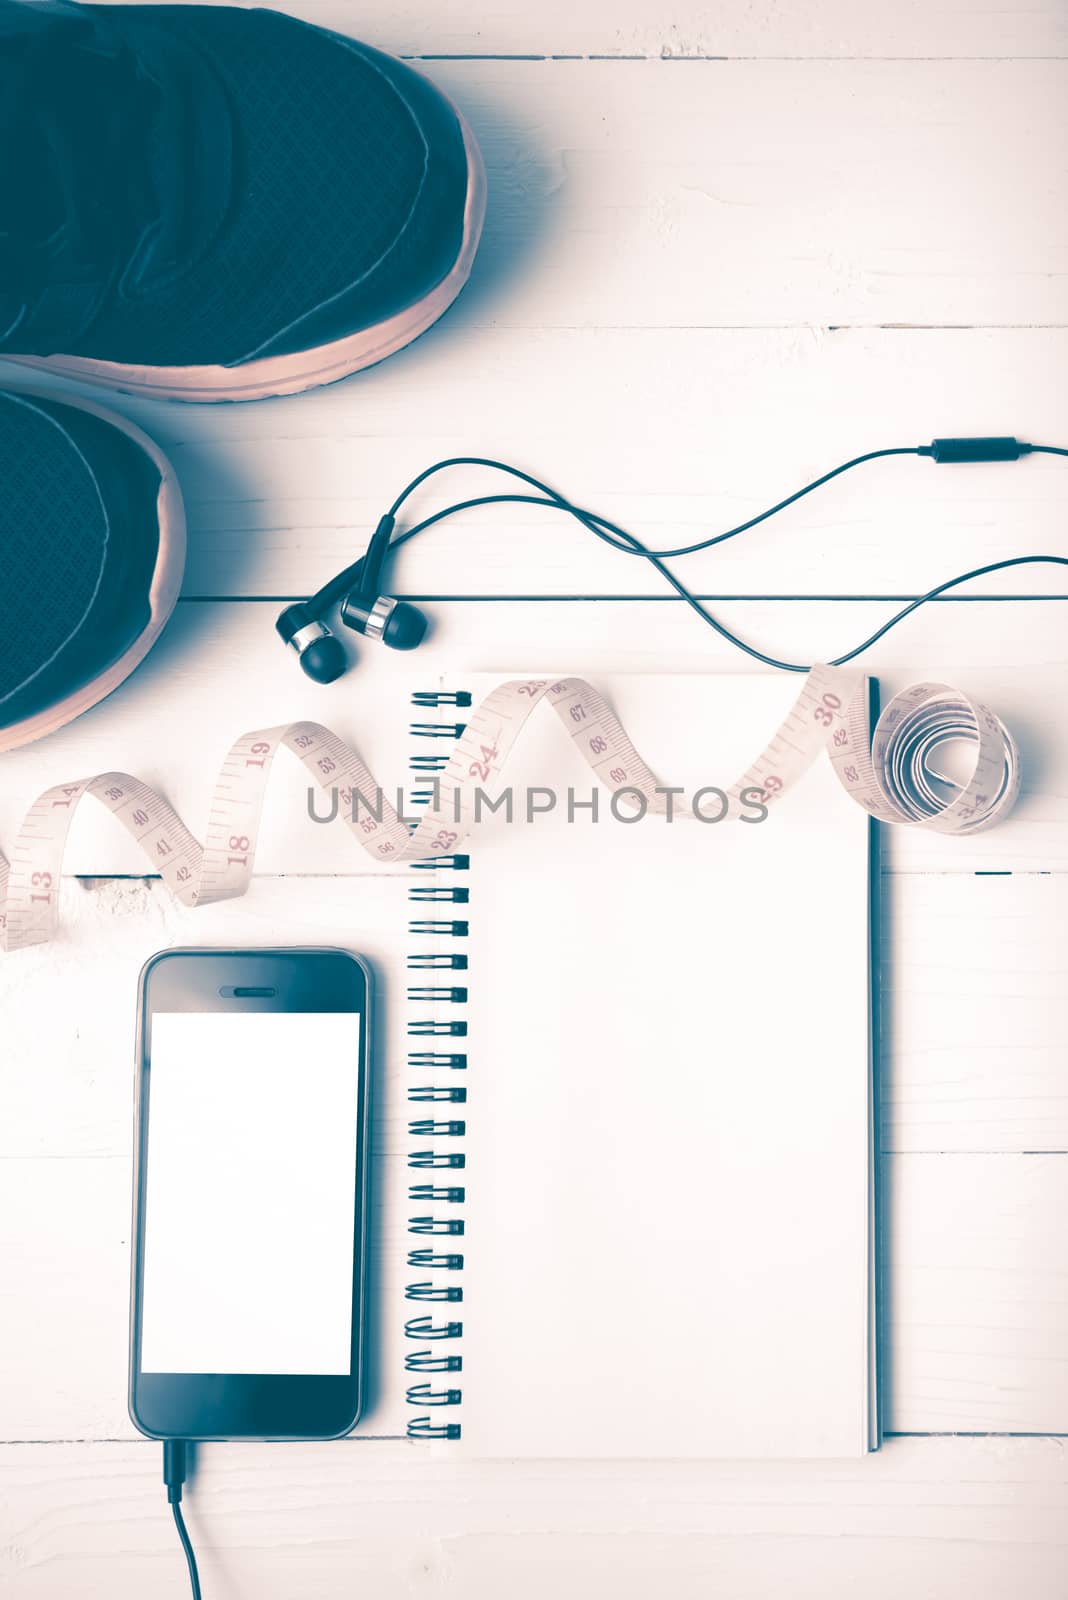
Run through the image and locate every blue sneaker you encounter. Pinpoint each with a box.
[0,388,183,750]
[0,2,485,401]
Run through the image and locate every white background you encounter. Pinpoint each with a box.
[1,0,1067,1595]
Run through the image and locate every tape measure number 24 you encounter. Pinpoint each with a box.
[0,665,1019,952]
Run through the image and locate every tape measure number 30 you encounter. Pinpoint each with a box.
[0,666,1019,953]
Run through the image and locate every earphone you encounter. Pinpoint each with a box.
[276,511,427,682]
[275,440,1068,681]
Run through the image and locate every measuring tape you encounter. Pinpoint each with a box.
[0,666,1019,952]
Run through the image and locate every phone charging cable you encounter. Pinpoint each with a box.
[163,1440,202,1599]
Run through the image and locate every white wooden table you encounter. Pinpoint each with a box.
[2,2,1068,1594]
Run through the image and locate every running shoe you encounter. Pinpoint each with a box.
[0,2,486,401]
[0,387,184,751]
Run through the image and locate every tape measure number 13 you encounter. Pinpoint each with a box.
[0,666,1019,952]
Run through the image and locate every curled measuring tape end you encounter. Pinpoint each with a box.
[740,665,1019,833]
[0,670,1020,952]
[866,683,1020,833]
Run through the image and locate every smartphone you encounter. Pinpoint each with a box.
[129,948,371,1440]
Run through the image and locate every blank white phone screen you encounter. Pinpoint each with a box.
[140,1011,362,1376]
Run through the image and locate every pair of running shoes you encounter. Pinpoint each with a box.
[0,0,486,750]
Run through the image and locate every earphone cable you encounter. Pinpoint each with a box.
[825,554,1068,669]
[376,448,1068,672]
[386,448,925,558]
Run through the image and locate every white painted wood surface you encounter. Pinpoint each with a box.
[39,329,1068,602]
[97,0,1068,61]
[32,877,1066,1443]
[2,1437,1066,1600]
[2,0,1068,1593]
[34,57,1068,336]
[2,599,1066,875]
[2,1437,1065,1600]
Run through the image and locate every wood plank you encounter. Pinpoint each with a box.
[2,7,1064,1586]
[99,0,1068,61]
[884,1153,1068,1433]
[5,873,1066,1162]
[881,874,1068,1154]
[1,1436,1066,1599]
[1,599,1066,876]
[2,62,1065,341]
[2,883,1067,1438]
[422,58,1067,330]
[1,1142,1066,1446]
[14,329,1066,603]
[4,870,1061,1171]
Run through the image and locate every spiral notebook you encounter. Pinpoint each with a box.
[401,673,878,1459]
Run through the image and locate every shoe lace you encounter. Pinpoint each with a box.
[0,16,163,343]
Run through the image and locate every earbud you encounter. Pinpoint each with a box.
[275,602,348,684]
[339,512,426,647]
[275,513,428,683]
[340,592,428,650]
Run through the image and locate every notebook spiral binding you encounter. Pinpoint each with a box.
[404,689,470,1443]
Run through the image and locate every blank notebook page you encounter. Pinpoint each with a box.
[453,673,876,1459]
